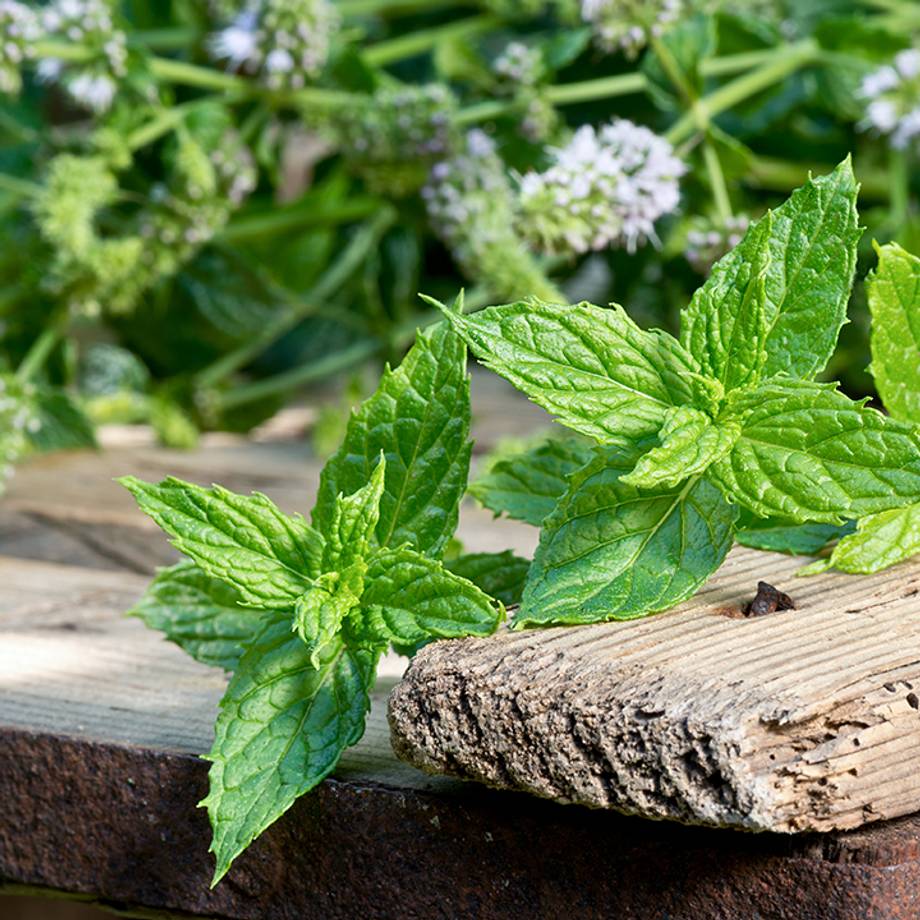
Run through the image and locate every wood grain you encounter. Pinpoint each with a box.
[389,545,920,835]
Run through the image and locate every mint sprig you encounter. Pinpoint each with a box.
[439,160,920,624]
[124,302,504,884]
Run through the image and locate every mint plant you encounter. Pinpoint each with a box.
[124,303,505,883]
[802,242,920,576]
[444,160,920,626]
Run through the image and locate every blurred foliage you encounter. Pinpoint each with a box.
[0,0,919,475]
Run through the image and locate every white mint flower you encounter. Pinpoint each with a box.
[0,0,40,95]
[494,42,544,87]
[581,0,685,58]
[517,118,685,256]
[860,48,920,150]
[208,0,339,91]
[36,0,127,113]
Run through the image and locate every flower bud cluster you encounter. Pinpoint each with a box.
[423,130,561,302]
[580,0,685,58]
[517,118,685,256]
[860,49,920,150]
[684,214,749,274]
[209,0,339,91]
[0,1,40,95]
[337,85,457,195]
[37,0,127,112]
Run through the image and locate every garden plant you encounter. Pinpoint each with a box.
[5,0,920,891]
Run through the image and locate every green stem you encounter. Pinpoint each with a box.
[216,340,380,410]
[218,197,383,243]
[666,41,819,145]
[339,0,467,15]
[364,13,500,66]
[125,101,206,151]
[889,147,910,226]
[16,325,65,382]
[703,140,732,222]
[546,72,647,106]
[650,35,694,104]
[197,207,396,389]
[131,27,200,52]
[746,155,889,199]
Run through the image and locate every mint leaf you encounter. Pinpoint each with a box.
[681,211,771,391]
[759,159,860,378]
[358,546,503,646]
[683,160,859,382]
[710,379,920,524]
[812,502,920,574]
[445,550,530,606]
[734,510,855,556]
[867,242,920,424]
[518,444,736,626]
[620,406,741,490]
[440,298,719,445]
[315,311,471,558]
[322,455,385,569]
[120,476,324,608]
[469,436,594,525]
[292,565,364,666]
[129,561,261,670]
[203,614,377,886]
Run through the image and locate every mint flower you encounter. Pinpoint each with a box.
[860,49,920,150]
[423,130,561,302]
[0,1,39,95]
[685,214,750,274]
[38,0,127,112]
[581,0,685,57]
[517,118,685,256]
[494,42,544,88]
[209,0,339,90]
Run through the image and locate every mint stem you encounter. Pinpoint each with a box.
[16,324,65,382]
[196,208,396,390]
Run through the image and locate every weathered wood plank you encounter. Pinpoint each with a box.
[4,557,920,920]
[389,545,920,837]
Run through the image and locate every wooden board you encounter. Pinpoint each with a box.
[390,544,920,836]
[3,379,920,918]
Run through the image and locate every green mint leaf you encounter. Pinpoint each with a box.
[315,309,471,558]
[758,158,860,378]
[439,298,719,445]
[620,406,741,490]
[25,387,97,453]
[680,212,771,391]
[734,510,855,556]
[203,614,377,885]
[867,241,920,424]
[684,159,860,381]
[710,379,920,524]
[358,546,503,646]
[518,444,737,627]
[120,476,324,608]
[469,436,594,525]
[322,455,386,569]
[129,561,261,670]
[292,564,365,666]
[445,550,530,606]
[812,503,920,574]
